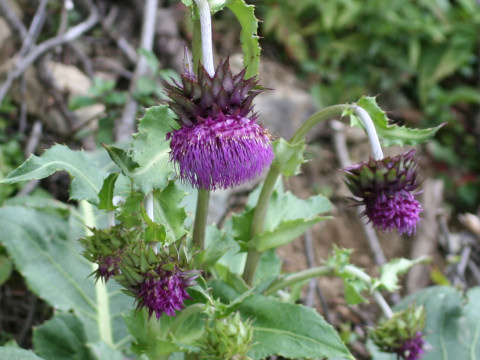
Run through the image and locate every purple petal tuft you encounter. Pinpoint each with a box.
[168,113,274,190]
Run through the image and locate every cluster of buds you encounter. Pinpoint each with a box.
[201,311,254,360]
[370,306,427,360]
[80,225,139,282]
[342,149,423,236]
[81,227,198,319]
[165,57,274,190]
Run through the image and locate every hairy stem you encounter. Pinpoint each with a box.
[242,167,280,285]
[80,201,113,346]
[193,188,210,250]
[193,0,214,76]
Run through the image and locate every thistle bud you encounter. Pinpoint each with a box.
[342,150,423,235]
[80,225,139,282]
[370,306,427,360]
[201,312,254,360]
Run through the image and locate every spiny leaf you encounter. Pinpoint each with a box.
[0,144,105,205]
[354,96,443,147]
[129,105,179,193]
[98,173,120,211]
[272,138,306,177]
[227,0,261,78]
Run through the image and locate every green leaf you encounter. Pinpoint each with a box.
[197,225,239,269]
[0,206,132,346]
[375,256,429,292]
[0,347,46,360]
[343,278,368,305]
[98,173,119,211]
[232,182,332,251]
[355,96,443,147]
[33,312,95,360]
[124,305,206,359]
[118,182,188,243]
[271,138,306,177]
[226,0,261,78]
[0,254,13,285]
[102,144,139,176]
[240,294,354,360]
[0,145,106,205]
[253,216,331,252]
[88,342,126,360]
[129,105,178,193]
[69,95,98,110]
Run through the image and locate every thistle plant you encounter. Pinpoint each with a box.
[0,0,448,360]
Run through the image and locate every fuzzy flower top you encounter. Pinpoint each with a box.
[165,58,274,190]
[342,150,422,235]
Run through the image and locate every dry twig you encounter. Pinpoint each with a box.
[0,0,99,105]
[115,0,159,141]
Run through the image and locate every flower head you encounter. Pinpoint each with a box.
[371,306,427,360]
[165,58,274,190]
[115,241,198,319]
[80,225,136,282]
[136,267,197,318]
[342,150,422,235]
[398,332,426,360]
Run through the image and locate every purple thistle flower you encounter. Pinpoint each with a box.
[342,150,423,235]
[165,57,274,190]
[136,267,198,319]
[397,332,426,360]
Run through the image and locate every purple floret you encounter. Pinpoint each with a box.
[168,113,273,190]
[137,268,198,319]
[397,332,426,360]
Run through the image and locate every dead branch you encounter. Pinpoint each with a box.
[0,0,27,40]
[115,0,159,142]
[0,0,99,105]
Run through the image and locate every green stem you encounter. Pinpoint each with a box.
[289,104,347,144]
[80,201,114,346]
[263,266,331,295]
[193,188,210,250]
[242,168,280,285]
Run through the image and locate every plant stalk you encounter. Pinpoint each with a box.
[80,201,114,346]
[193,188,210,250]
[242,167,280,285]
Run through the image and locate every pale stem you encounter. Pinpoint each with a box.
[352,105,384,160]
[193,0,214,76]
[145,192,154,222]
[79,200,113,346]
[107,211,115,228]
